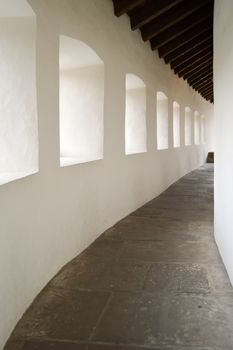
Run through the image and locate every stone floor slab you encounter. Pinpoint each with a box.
[103,217,212,242]
[143,263,210,294]
[19,340,232,350]
[12,289,110,341]
[50,255,150,292]
[92,292,233,348]
[207,264,233,292]
[120,240,222,264]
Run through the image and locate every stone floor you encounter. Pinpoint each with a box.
[5,164,233,350]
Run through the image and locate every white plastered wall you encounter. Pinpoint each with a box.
[125,74,147,155]
[157,92,169,150]
[173,101,180,148]
[0,16,38,184]
[185,107,192,146]
[214,0,233,285]
[194,111,200,145]
[60,65,104,165]
[0,0,214,348]
[201,115,205,144]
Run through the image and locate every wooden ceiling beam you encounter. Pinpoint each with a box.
[113,0,145,17]
[193,81,212,93]
[112,0,214,103]
[183,64,213,81]
[203,92,214,100]
[201,94,213,101]
[200,82,213,92]
[201,84,213,92]
[199,85,213,95]
[130,0,184,30]
[171,46,212,71]
[177,57,213,77]
[203,89,213,95]
[155,18,212,54]
[193,75,212,87]
[163,30,212,62]
[183,62,213,80]
[187,72,213,85]
[193,78,213,91]
[149,4,212,47]
[201,91,213,101]
[175,52,212,75]
[188,71,213,86]
[193,80,213,92]
[195,81,213,93]
[140,0,209,40]
[170,41,212,69]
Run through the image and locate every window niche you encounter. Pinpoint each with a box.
[157,92,168,150]
[185,107,192,146]
[125,74,147,155]
[201,115,205,144]
[59,35,104,167]
[0,2,38,185]
[173,101,180,148]
[194,111,200,145]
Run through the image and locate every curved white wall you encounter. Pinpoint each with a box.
[0,16,38,185]
[201,115,205,144]
[194,111,200,145]
[0,0,214,348]
[157,91,169,150]
[125,74,147,155]
[214,0,233,285]
[185,106,192,146]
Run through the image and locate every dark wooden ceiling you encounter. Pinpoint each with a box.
[112,0,214,103]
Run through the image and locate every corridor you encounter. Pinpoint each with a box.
[5,164,233,350]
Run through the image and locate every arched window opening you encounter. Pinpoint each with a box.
[185,107,192,146]
[125,74,147,155]
[59,36,104,166]
[173,101,180,148]
[157,92,168,150]
[0,2,38,185]
[194,111,200,145]
[201,115,205,144]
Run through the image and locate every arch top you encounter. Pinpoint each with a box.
[126,73,145,90]
[173,101,180,108]
[60,35,103,72]
[0,0,35,17]
[157,91,167,100]
[185,106,191,112]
